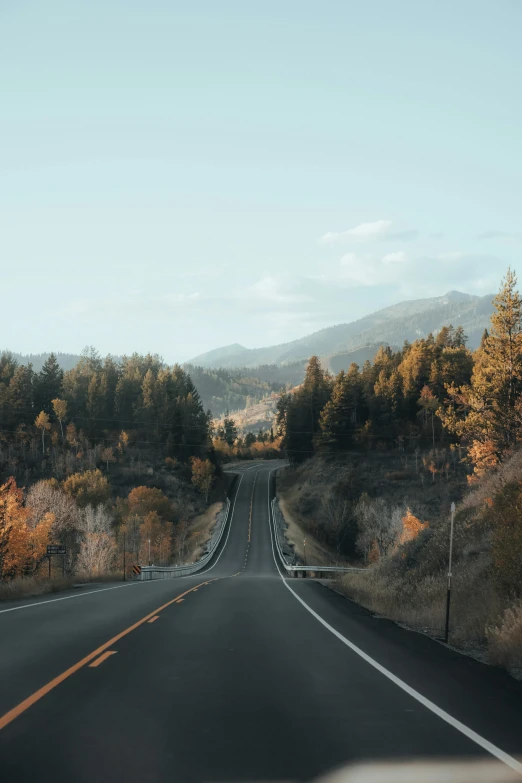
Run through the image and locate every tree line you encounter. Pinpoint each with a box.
[0,348,212,483]
[277,270,521,479]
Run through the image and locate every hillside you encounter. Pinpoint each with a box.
[188,290,494,369]
[3,290,494,420]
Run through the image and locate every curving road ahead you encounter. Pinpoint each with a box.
[1,462,522,781]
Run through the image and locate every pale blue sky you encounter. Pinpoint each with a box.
[1,0,521,361]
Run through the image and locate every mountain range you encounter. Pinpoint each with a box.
[189,290,494,370]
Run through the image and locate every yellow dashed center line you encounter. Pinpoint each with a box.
[89,651,117,668]
[148,616,160,623]
[0,580,210,731]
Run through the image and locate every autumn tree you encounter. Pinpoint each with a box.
[439,270,522,475]
[190,457,215,502]
[26,481,81,573]
[399,508,428,545]
[0,478,53,580]
[117,430,130,455]
[100,447,116,472]
[52,398,68,441]
[35,410,51,455]
[139,511,173,566]
[126,486,174,521]
[62,469,111,507]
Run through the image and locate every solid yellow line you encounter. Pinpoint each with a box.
[89,651,117,668]
[0,580,209,731]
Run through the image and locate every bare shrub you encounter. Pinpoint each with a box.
[321,497,350,555]
[0,575,74,601]
[26,481,81,573]
[296,488,318,516]
[339,556,502,644]
[77,504,116,577]
[487,601,522,672]
[354,495,403,562]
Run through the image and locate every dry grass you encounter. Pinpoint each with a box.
[487,601,522,675]
[279,450,522,678]
[278,495,338,565]
[183,501,224,563]
[338,557,505,647]
[0,575,76,601]
[0,571,129,602]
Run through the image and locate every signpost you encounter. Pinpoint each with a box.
[47,545,66,555]
[47,544,66,578]
[444,502,456,644]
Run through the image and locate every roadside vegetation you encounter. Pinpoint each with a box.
[0,351,273,599]
[276,270,522,676]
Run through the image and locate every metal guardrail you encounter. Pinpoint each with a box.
[138,498,231,580]
[270,498,366,578]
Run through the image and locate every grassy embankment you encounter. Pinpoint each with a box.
[277,450,522,677]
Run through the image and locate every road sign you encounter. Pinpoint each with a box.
[132,565,141,575]
[47,545,66,555]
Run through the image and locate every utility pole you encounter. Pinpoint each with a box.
[123,531,126,582]
[148,538,151,567]
[444,502,456,644]
[303,537,306,567]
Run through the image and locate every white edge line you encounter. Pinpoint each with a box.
[265,467,522,776]
[0,581,142,615]
[194,472,245,576]
[0,473,247,615]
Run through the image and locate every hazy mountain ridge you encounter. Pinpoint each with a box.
[189,291,494,369]
[2,290,494,418]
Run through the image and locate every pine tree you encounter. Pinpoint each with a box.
[7,365,35,418]
[140,369,156,426]
[319,371,355,451]
[35,353,63,413]
[439,269,522,473]
[281,356,332,461]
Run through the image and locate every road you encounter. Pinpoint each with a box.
[1,462,522,782]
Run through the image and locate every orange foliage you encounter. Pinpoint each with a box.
[127,486,174,521]
[468,439,500,478]
[368,540,380,563]
[0,478,53,580]
[400,508,429,545]
[139,511,173,565]
[190,457,215,502]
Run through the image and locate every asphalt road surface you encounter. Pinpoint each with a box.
[1,462,522,782]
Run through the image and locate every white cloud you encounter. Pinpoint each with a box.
[382,251,407,265]
[248,276,311,304]
[338,250,409,285]
[320,219,392,245]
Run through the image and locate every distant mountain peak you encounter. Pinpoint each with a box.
[187,343,248,366]
[187,290,495,370]
[443,290,475,301]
